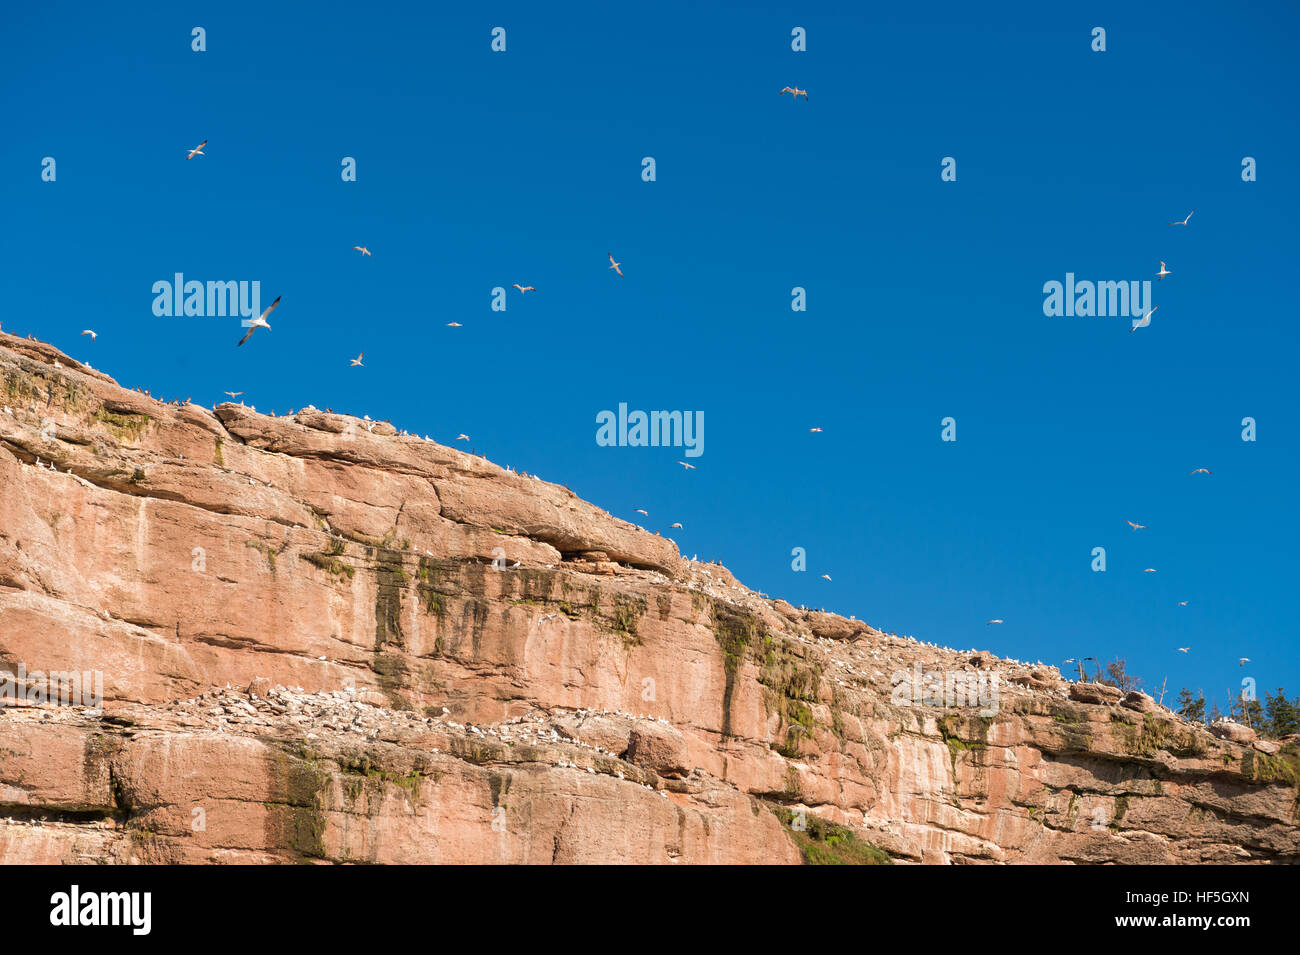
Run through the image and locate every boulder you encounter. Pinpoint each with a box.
[1069,682,1123,705]
[1210,721,1257,744]
[1121,691,1158,713]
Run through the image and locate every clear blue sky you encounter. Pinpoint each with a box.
[3,1,1297,711]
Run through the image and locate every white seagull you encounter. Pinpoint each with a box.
[1130,306,1158,332]
[237,295,281,347]
[1169,211,1194,226]
[608,253,623,277]
[80,329,97,340]
[186,140,208,160]
[350,352,364,367]
[1156,261,1171,280]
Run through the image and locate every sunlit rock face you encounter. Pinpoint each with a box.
[1,332,1297,864]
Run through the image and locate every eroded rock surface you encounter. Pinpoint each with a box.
[1,332,1297,864]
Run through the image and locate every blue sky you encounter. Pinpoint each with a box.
[3,1,1297,710]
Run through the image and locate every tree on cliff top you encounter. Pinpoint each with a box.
[1097,659,1142,695]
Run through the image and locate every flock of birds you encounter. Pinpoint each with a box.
[989,211,1242,680]
[50,127,1240,696]
[775,209,1244,689]
[177,139,628,350]
[1130,211,1192,333]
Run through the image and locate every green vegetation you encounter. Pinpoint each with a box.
[710,600,826,754]
[245,540,279,573]
[1176,688,1206,722]
[772,807,892,865]
[337,753,425,801]
[300,551,355,579]
[265,743,330,860]
[609,593,647,645]
[92,406,151,443]
[416,555,452,618]
[1110,794,1130,831]
[372,547,407,650]
[1116,712,1205,758]
[778,699,815,758]
[1245,744,1300,786]
[937,714,990,774]
[1176,686,1299,739]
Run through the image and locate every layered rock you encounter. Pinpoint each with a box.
[1,331,1297,864]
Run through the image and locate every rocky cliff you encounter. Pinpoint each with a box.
[1,330,1296,864]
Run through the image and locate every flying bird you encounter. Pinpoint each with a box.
[986,619,1004,625]
[1126,521,1147,530]
[670,522,683,529]
[353,246,372,257]
[1156,262,1171,280]
[635,509,648,516]
[1189,468,1211,475]
[446,322,462,327]
[1144,568,1157,573]
[350,352,364,367]
[236,296,281,347]
[1169,211,1194,226]
[512,284,535,293]
[608,254,623,277]
[1239,658,1250,666]
[456,434,470,442]
[1130,306,1158,332]
[780,86,809,100]
[809,427,822,433]
[1177,601,1189,607]
[186,140,207,160]
[1177,647,1190,653]
[223,391,244,400]
[678,461,696,470]
[821,574,832,581]
[80,329,97,340]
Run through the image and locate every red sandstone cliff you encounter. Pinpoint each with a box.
[1,331,1296,864]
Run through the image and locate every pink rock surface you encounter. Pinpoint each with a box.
[1,332,1296,864]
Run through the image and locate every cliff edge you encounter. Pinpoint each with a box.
[1,330,1296,864]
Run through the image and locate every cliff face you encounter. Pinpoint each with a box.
[1,331,1296,864]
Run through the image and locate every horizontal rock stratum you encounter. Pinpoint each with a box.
[1,331,1297,864]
